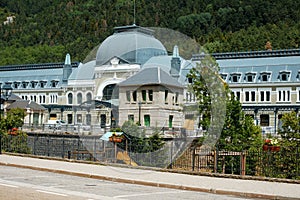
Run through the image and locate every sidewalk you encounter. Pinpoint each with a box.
[0,154,299,199]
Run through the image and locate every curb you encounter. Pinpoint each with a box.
[4,152,300,185]
[1,154,300,200]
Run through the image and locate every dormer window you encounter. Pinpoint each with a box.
[278,71,290,81]
[40,81,47,88]
[297,71,300,81]
[245,72,256,83]
[229,73,241,83]
[51,80,59,88]
[220,73,227,82]
[13,81,20,89]
[259,72,271,82]
[22,81,29,89]
[31,81,38,88]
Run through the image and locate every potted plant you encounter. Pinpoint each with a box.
[263,138,280,152]
[109,132,123,143]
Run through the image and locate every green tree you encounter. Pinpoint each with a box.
[187,52,262,150]
[275,111,300,179]
[0,108,25,132]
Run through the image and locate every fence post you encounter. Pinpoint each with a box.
[77,137,80,160]
[47,135,50,157]
[62,136,65,159]
[192,147,196,171]
[214,147,218,173]
[170,141,173,169]
[240,151,246,176]
[93,137,96,161]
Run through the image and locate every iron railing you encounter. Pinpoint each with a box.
[1,133,299,179]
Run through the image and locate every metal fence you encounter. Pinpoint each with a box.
[1,133,300,179]
[171,145,300,179]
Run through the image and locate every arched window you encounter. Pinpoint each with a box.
[86,92,92,102]
[77,93,82,104]
[68,93,73,104]
[103,84,116,100]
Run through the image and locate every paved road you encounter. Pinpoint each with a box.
[0,166,251,200]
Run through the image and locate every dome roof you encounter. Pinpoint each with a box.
[96,25,167,66]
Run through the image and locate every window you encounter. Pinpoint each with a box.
[126,91,131,102]
[31,81,37,88]
[144,115,150,127]
[262,74,268,81]
[100,114,106,128]
[165,90,168,104]
[232,75,239,82]
[281,74,287,81]
[220,74,227,81]
[49,93,58,104]
[259,90,271,102]
[260,114,269,126]
[128,115,134,122]
[244,90,256,102]
[260,91,264,101]
[40,81,47,88]
[103,84,116,100]
[77,93,82,104]
[148,90,153,101]
[13,82,20,89]
[230,73,241,83]
[86,114,91,125]
[68,93,73,104]
[245,73,256,82]
[235,91,241,101]
[51,80,58,88]
[39,95,46,104]
[77,114,82,124]
[175,92,179,104]
[22,81,28,89]
[86,92,92,102]
[169,115,173,128]
[279,71,290,81]
[247,75,253,82]
[132,91,137,102]
[67,114,73,124]
[251,91,255,101]
[260,72,271,82]
[277,88,291,102]
[142,90,146,101]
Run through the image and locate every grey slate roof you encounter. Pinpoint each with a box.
[0,62,79,89]
[119,67,183,88]
[7,100,46,111]
[190,49,300,84]
[69,60,95,80]
[217,55,300,83]
[143,55,195,85]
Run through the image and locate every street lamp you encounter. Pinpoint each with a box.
[0,83,13,154]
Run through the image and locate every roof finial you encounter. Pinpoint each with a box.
[65,53,71,65]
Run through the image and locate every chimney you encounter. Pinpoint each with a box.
[63,53,72,83]
[170,45,181,79]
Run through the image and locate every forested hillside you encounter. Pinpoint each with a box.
[0,0,299,65]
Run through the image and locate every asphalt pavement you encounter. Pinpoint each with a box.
[0,154,299,200]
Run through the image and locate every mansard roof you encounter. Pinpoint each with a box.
[193,49,300,84]
[0,62,79,89]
